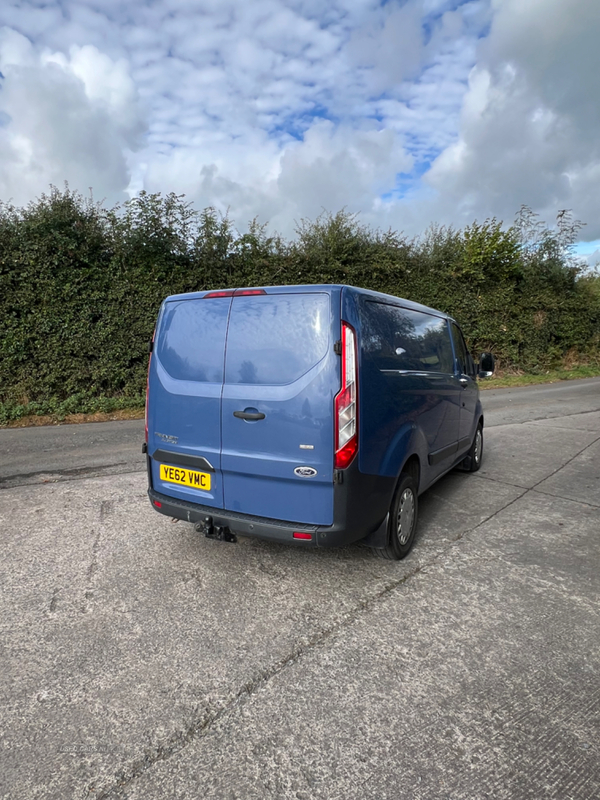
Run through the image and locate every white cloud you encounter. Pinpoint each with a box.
[142,120,411,236]
[422,0,600,237]
[347,1,425,91]
[0,0,598,241]
[0,27,144,205]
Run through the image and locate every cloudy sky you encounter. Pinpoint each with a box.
[1,0,599,253]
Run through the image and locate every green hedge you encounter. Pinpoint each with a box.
[1,187,599,422]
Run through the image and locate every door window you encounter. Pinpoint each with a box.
[225,293,330,385]
[157,297,231,382]
[361,302,454,374]
[450,323,474,376]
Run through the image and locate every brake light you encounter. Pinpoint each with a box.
[205,290,235,298]
[204,288,267,298]
[334,322,358,469]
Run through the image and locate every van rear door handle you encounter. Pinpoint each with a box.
[459,377,469,387]
[233,410,266,421]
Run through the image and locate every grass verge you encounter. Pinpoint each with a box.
[3,407,145,428]
[0,393,145,428]
[480,364,600,389]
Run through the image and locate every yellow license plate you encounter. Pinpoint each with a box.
[160,464,211,491]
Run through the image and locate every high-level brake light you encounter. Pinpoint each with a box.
[204,290,235,298]
[334,322,358,469]
[204,288,267,298]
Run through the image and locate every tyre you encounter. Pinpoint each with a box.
[374,473,419,560]
[460,421,483,472]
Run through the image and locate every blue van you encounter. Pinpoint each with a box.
[144,285,494,559]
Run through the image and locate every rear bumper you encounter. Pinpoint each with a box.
[147,456,395,549]
[146,446,396,547]
[149,487,324,545]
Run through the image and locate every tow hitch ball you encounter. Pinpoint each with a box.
[195,516,237,544]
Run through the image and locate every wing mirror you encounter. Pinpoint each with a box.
[478,352,495,378]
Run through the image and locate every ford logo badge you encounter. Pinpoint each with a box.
[294,466,317,478]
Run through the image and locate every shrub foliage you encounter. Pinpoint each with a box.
[1,186,599,420]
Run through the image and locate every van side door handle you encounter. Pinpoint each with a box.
[233,410,266,421]
[458,377,469,387]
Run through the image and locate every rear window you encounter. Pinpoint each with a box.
[360,302,454,374]
[157,297,230,382]
[225,293,330,385]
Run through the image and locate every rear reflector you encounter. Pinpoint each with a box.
[293,532,312,540]
[153,500,162,508]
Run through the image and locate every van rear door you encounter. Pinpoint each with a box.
[147,294,231,509]
[221,290,339,525]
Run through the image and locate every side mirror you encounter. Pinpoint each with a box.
[478,352,495,378]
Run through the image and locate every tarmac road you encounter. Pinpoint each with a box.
[0,377,599,799]
[1,376,599,489]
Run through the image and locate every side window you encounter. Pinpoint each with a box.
[450,322,471,375]
[361,302,454,374]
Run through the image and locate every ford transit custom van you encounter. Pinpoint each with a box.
[144,285,494,559]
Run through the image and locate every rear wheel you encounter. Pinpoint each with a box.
[374,473,419,560]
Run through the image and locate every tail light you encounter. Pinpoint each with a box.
[334,322,358,469]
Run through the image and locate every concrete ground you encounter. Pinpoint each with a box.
[0,379,599,799]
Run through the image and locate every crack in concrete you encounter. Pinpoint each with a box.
[82,501,112,611]
[528,434,600,491]
[86,528,102,582]
[530,487,600,509]
[99,500,113,523]
[448,488,529,543]
[458,434,600,546]
[529,422,600,432]
[48,588,60,613]
[468,472,529,490]
[474,430,600,496]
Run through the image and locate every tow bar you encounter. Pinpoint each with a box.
[195,516,237,543]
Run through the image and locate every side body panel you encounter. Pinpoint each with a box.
[352,290,461,493]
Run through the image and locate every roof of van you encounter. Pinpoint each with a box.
[163,284,453,320]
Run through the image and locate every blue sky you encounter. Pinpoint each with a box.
[0,0,599,255]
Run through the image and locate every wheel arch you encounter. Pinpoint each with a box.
[400,453,421,493]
